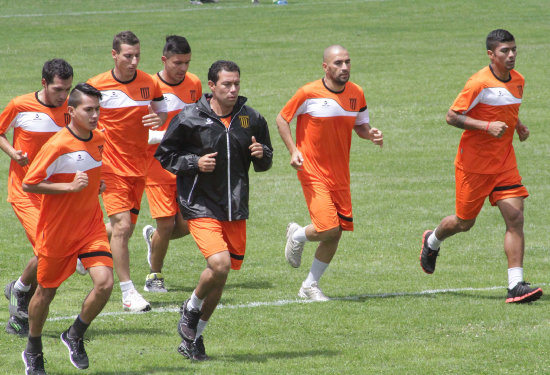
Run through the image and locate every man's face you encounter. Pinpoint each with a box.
[162,53,191,84]
[489,41,517,72]
[42,76,73,107]
[209,70,240,109]
[112,43,140,79]
[323,50,351,86]
[70,94,100,132]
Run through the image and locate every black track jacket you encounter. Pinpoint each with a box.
[155,94,273,221]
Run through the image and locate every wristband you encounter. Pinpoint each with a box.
[485,122,491,132]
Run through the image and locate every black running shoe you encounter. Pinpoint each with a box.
[5,280,31,318]
[61,329,89,369]
[420,230,439,274]
[6,314,29,336]
[506,281,543,304]
[177,299,201,342]
[177,336,210,361]
[22,350,47,375]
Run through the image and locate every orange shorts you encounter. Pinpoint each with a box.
[455,167,529,220]
[101,173,145,224]
[188,218,246,270]
[300,180,354,232]
[11,195,41,250]
[145,183,178,219]
[36,231,112,288]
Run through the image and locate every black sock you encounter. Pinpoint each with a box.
[68,315,89,338]
[26,335,42,354]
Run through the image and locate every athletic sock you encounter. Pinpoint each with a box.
[427,230,442,250]
[187,290,204,311]
[303,257,329,288]
[508,267,523,290]
[195,319,208,340]
[26,335,43,354]
[120,280,135,297]
[292,226,308,242]
[68,315,89,338]
[15,278,31,292]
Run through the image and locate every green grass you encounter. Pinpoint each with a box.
[2,0,550,374]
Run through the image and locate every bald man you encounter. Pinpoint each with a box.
[276,45,383,301]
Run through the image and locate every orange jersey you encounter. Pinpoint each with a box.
[280,79,369,190]
[451,66,524,174]
[0,92,69,203]
[146,71,202,185]
[87,70,165,177]
[23,127,106,257]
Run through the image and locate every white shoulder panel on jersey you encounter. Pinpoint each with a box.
[15,112,64,133]
[45,151,102,179]
[355,108,370,125]
[302,98,360,118]
[466,87,522,113]
[99,90,150,109]
[162,93,191,112]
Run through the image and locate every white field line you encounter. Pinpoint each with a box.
[2,283,540,325]
[0,0,387,19]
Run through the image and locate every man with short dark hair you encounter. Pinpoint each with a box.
[21,83,113,375]
[88,31,167,312]
[156,60,273,361]
[420,29,542,304]
[0,59,73,336]
[141,35,202,293]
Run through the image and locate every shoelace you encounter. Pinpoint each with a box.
[27,352,47,368]
[67,335,88,355]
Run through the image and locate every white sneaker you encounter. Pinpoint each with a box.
[298,282,329,301]
[142,225,155,268]
[75,259,88,275]
[285,223,305,268]
[122,289,151,312]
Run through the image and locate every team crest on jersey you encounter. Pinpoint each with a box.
[64,113,71,125]
[205,118,213,125]
[98,145,104,156]
[34,114,41,120]
[517,85,523,97]
[239,115,250,129]
[140,87,150,99]
[349,98,357,111]
[190,90,197,102]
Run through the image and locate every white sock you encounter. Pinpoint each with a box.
[15,278,31,292]
[187,290,204,311]
[120,280,135,295]
[427,230,442,250]
[195,319,208,340]
[292,226,308,242]
[508,267,523,289]
[303,257,329,287]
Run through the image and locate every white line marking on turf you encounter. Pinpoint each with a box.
[1,283,538,326]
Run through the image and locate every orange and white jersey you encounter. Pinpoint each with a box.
[23,127,105,257]
[0,92,69,203]
[452,66,524,174]
[87,70,166,177]
[280,79,369,190]
[146,71,202,186]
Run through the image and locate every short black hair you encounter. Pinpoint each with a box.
[42,59,73,84]
[486,29,515,51]
[113,30,140,53]
[68,83,102,108]
[163,35,191,57]
[208,60,240,84]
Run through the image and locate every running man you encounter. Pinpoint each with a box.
[87,31,167,312]
[0,59,73,336]
[420,29,542,304]
[21,83,113,375]
[142,35,202,293]
[156,60,273,361]
[277,45,383,301]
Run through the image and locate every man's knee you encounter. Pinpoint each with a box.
[319,226,342,242]
[457,218,476,232]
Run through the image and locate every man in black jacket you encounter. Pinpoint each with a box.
[155,60,273,361]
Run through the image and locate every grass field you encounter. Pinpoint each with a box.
[1,0,550,374]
